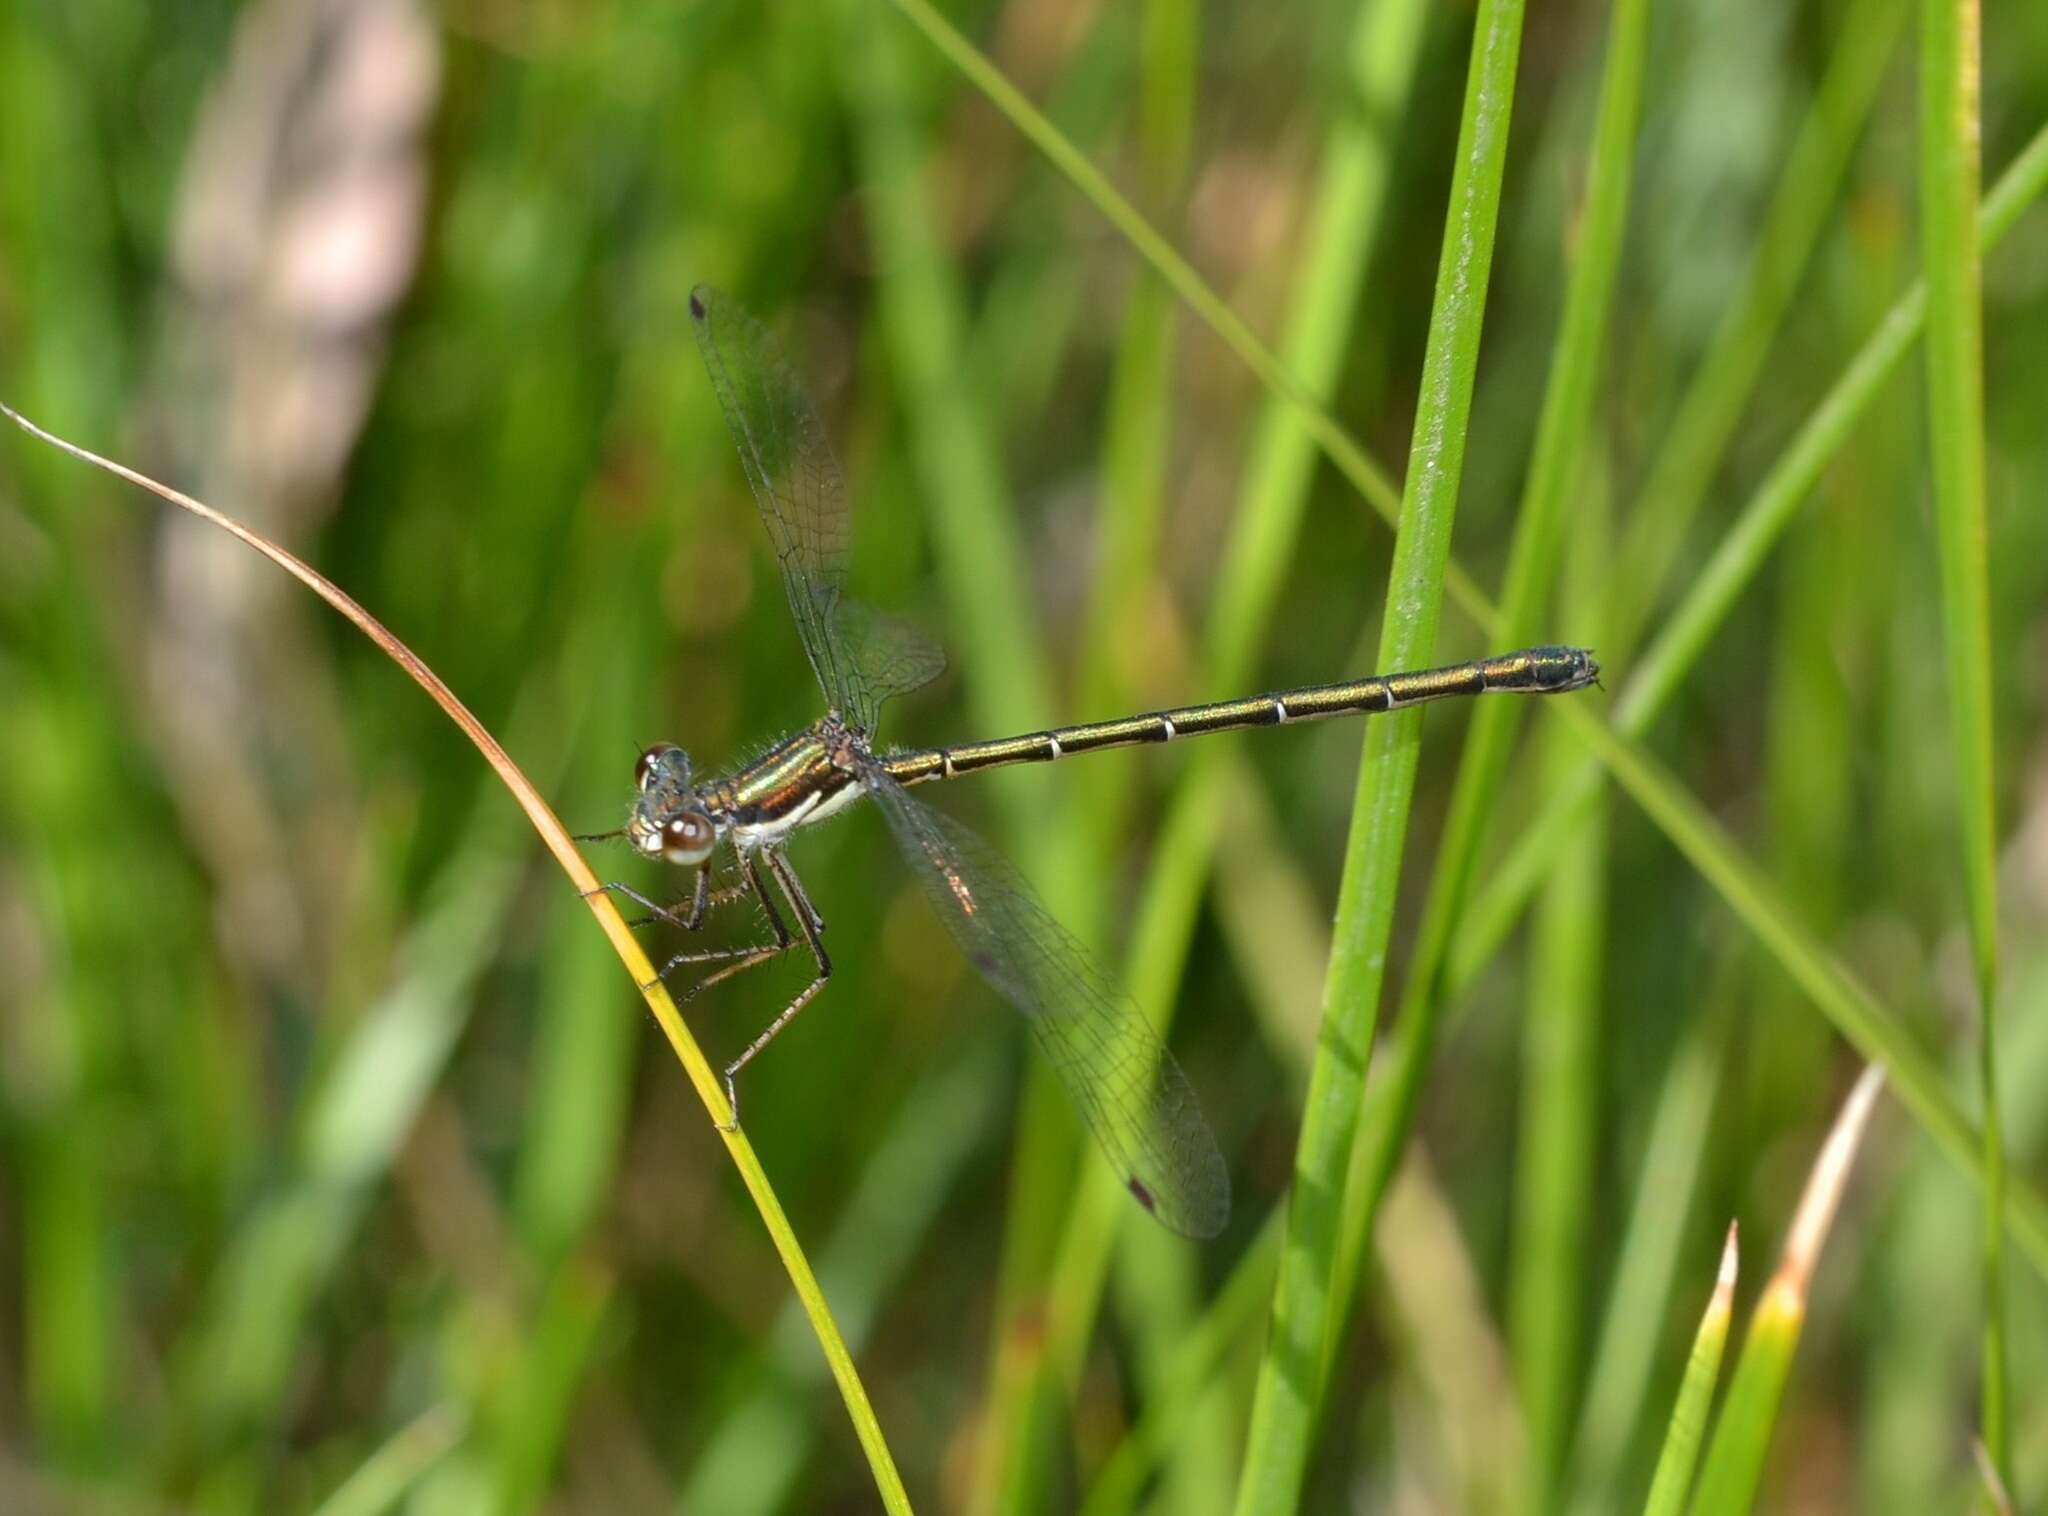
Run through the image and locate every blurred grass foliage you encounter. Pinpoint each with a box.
[3,0,2048,1512]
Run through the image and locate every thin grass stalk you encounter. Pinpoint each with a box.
[1750,460,1865,1128]
[13,716,117,1464]
[1376,1151,1529,1510]
[1075,1209,1287,1516]
[480,1259,613,1513]
[1514,479,1612,1505]
[838,9,1062,844]
[1072,8,1217,1500]
[181,771,528,1441]
[1517,802,1610,1502]
[1232,0,1526,1505]
[1916,0,2005,1472]
[0,404,915,1516]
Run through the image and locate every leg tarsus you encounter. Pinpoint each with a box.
[713,851,834,1136]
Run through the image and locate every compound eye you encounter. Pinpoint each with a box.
[662,811,716,865]
[635,744,682,790]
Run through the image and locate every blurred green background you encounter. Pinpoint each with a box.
[3,0,2047,1510]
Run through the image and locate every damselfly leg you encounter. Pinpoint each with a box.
[605,848,834,1130]
[712,851,832,1128]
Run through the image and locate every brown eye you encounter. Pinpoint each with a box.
[636,744,681,789]
[662,811,716,865]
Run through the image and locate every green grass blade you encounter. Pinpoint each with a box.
[1376,1152,1529,1509]
[1232,0,1527,1505]
[1197,0,1429,692]
[1075,1208,1286,1516]
[1028,3,1218,1505]
[839,13,1061,824]
[1687,1067,1886,1514]
[1861,963,2048,1506]
[1639,1226,1737,1516]
[1515,625,1611,1505]
[1336,0,1649,1400]
[1916,0,2006,1472]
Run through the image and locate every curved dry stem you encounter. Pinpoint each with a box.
[0,400,913,1515]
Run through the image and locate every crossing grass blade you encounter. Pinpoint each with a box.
[1347,0,1647,1470]
[1514,532,1612,1504]
[1232,0,1527,1506]
[1916,0,2006,1472]
[1638,1226,1737,1516]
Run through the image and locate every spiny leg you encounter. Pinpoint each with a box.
[589,868,750,931]
[719,849,832,1132]
[648,854,797,993]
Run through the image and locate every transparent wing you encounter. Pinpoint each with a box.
[834,600,947,718]
[864,768,1229,1238]
[691,285,901,732]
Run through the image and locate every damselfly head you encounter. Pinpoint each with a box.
[628,745,721,865]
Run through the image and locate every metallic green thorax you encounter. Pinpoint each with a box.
[707,727,864,832]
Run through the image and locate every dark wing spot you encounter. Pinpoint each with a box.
[1127,1176,1157,1213]
[689,290,707,320]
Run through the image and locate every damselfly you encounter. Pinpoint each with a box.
[595,287,1599,1238]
